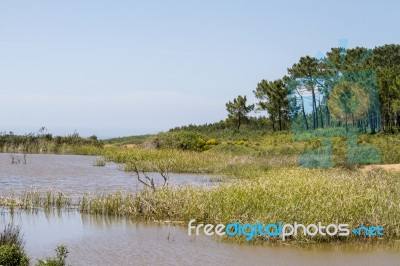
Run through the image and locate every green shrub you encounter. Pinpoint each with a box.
[155,131,209,151]
[0,244,29,266]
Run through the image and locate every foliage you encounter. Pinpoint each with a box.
[0,129,103,153]
[0,224,25,251]
[254,79,289,131]
[225,95,254,129]
[35,245,69,266]
[152,131,212,151]
[103,134,151,146]
[0,224,29,266]
[8,168,400,244]
[0,244,29,266]
[222,44,399,133]
[168,118,271,142]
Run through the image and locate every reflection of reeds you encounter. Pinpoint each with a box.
[1,166,400,244]
[76,169,400,243]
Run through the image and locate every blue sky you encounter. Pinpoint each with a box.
[0,0,399,138]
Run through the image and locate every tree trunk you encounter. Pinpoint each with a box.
[311,87,318,129]
[296,90,309,130]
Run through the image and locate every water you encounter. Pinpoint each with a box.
[1,209,399,266]
[0,153,213,195]
[1,153,400,265]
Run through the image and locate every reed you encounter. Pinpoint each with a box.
[93,156,106,167]
[1,167,399,243]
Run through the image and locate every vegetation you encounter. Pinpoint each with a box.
[0,128,102,154]
[0,224,69,266]
[1,44,400,248]
[0,244,29,266]
[254,79,289,131]
[0,224,29,266]
[248,44,400,133]
[0,224,25,249]
[35,246,69,266]
[103,134,151,146]
[67,131,400,173]
[225,95,254,130]
[2,166,400,244]
[93,156,106,167]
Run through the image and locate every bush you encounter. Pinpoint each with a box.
[155,131,209,151]
[0,244,29,266]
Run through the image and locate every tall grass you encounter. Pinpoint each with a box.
[7,191,73,210]
[1,167,400,243]
[76,168,400,241]
[71,133,400,182]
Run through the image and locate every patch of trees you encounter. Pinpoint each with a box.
[225,44,400,132]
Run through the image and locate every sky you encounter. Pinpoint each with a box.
[0,0,399,138]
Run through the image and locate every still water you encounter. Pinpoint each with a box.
[0,153,213,195]
[1,153,400,265]
[1,209,399,266]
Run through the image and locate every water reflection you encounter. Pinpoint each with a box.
[1,209,400,266]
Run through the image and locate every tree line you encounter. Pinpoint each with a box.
[226,44,400,133]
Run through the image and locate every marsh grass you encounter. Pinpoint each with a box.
[70,133,400,184]
[2,190,73,210]
[2,167,400,244]
[2,132,400,245]
[72,145,297,182]
[77,168,400,242]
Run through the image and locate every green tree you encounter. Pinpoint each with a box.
[372,44,400,131]
[288,56,321,129]
[253,79,288,131]
[376,66,400,131]
[225,95,254,130]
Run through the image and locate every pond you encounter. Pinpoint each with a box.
[0,153,214,196]
[1,209,400,266]
[1,153,400,265]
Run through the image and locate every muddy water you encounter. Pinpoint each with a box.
[1,209,399,266]
[0,153,213,195]
[1,153,400,265]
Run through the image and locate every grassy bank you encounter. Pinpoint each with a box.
[2,166,400,244]
[69,131,400,182]
[3,130,400,245]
